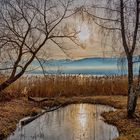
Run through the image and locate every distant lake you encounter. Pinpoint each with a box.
[28,57,140,75]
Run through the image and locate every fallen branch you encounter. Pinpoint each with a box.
[21,104,62,126]
[28,96,55,102]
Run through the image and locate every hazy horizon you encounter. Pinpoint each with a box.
[27,57,133,75]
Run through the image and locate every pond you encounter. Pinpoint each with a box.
[7,104,119,140]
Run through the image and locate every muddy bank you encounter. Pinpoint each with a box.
[0,96,140,140]
[0,98,41,139]
[102,110,140,140]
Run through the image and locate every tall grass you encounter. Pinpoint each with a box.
[1,74,138,99]
[2,74,136,98]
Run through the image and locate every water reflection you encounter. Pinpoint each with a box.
[7,104,119,140]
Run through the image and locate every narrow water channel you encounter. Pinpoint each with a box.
[7,104,119,140]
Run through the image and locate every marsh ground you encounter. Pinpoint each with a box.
[0,96,140,140]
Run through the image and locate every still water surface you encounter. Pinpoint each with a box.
[7,104,119,140]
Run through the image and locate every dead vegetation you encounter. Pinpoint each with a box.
[0,74,140,140]
[1,74,137,99]
[0,98,41,139]
[0,96,140,140]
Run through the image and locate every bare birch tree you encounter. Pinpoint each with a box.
[84,0,140,118]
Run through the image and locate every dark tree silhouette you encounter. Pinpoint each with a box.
[0,0,79,92]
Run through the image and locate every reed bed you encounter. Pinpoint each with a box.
[2,74,138,98]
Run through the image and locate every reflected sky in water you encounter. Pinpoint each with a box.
[7,104,119,140]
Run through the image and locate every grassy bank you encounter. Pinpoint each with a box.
[0,98,41,139]
[0,96,140,140]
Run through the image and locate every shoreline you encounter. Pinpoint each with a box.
[0,96,140,140]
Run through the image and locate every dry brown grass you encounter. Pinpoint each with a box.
[0,95,140,140]
[0,98,41,139]
[2,74,138,99]
[0,74,140,140]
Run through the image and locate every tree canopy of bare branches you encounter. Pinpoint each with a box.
[0,0,80,92]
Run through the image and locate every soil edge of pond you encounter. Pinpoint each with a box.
[1,96,140,140]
